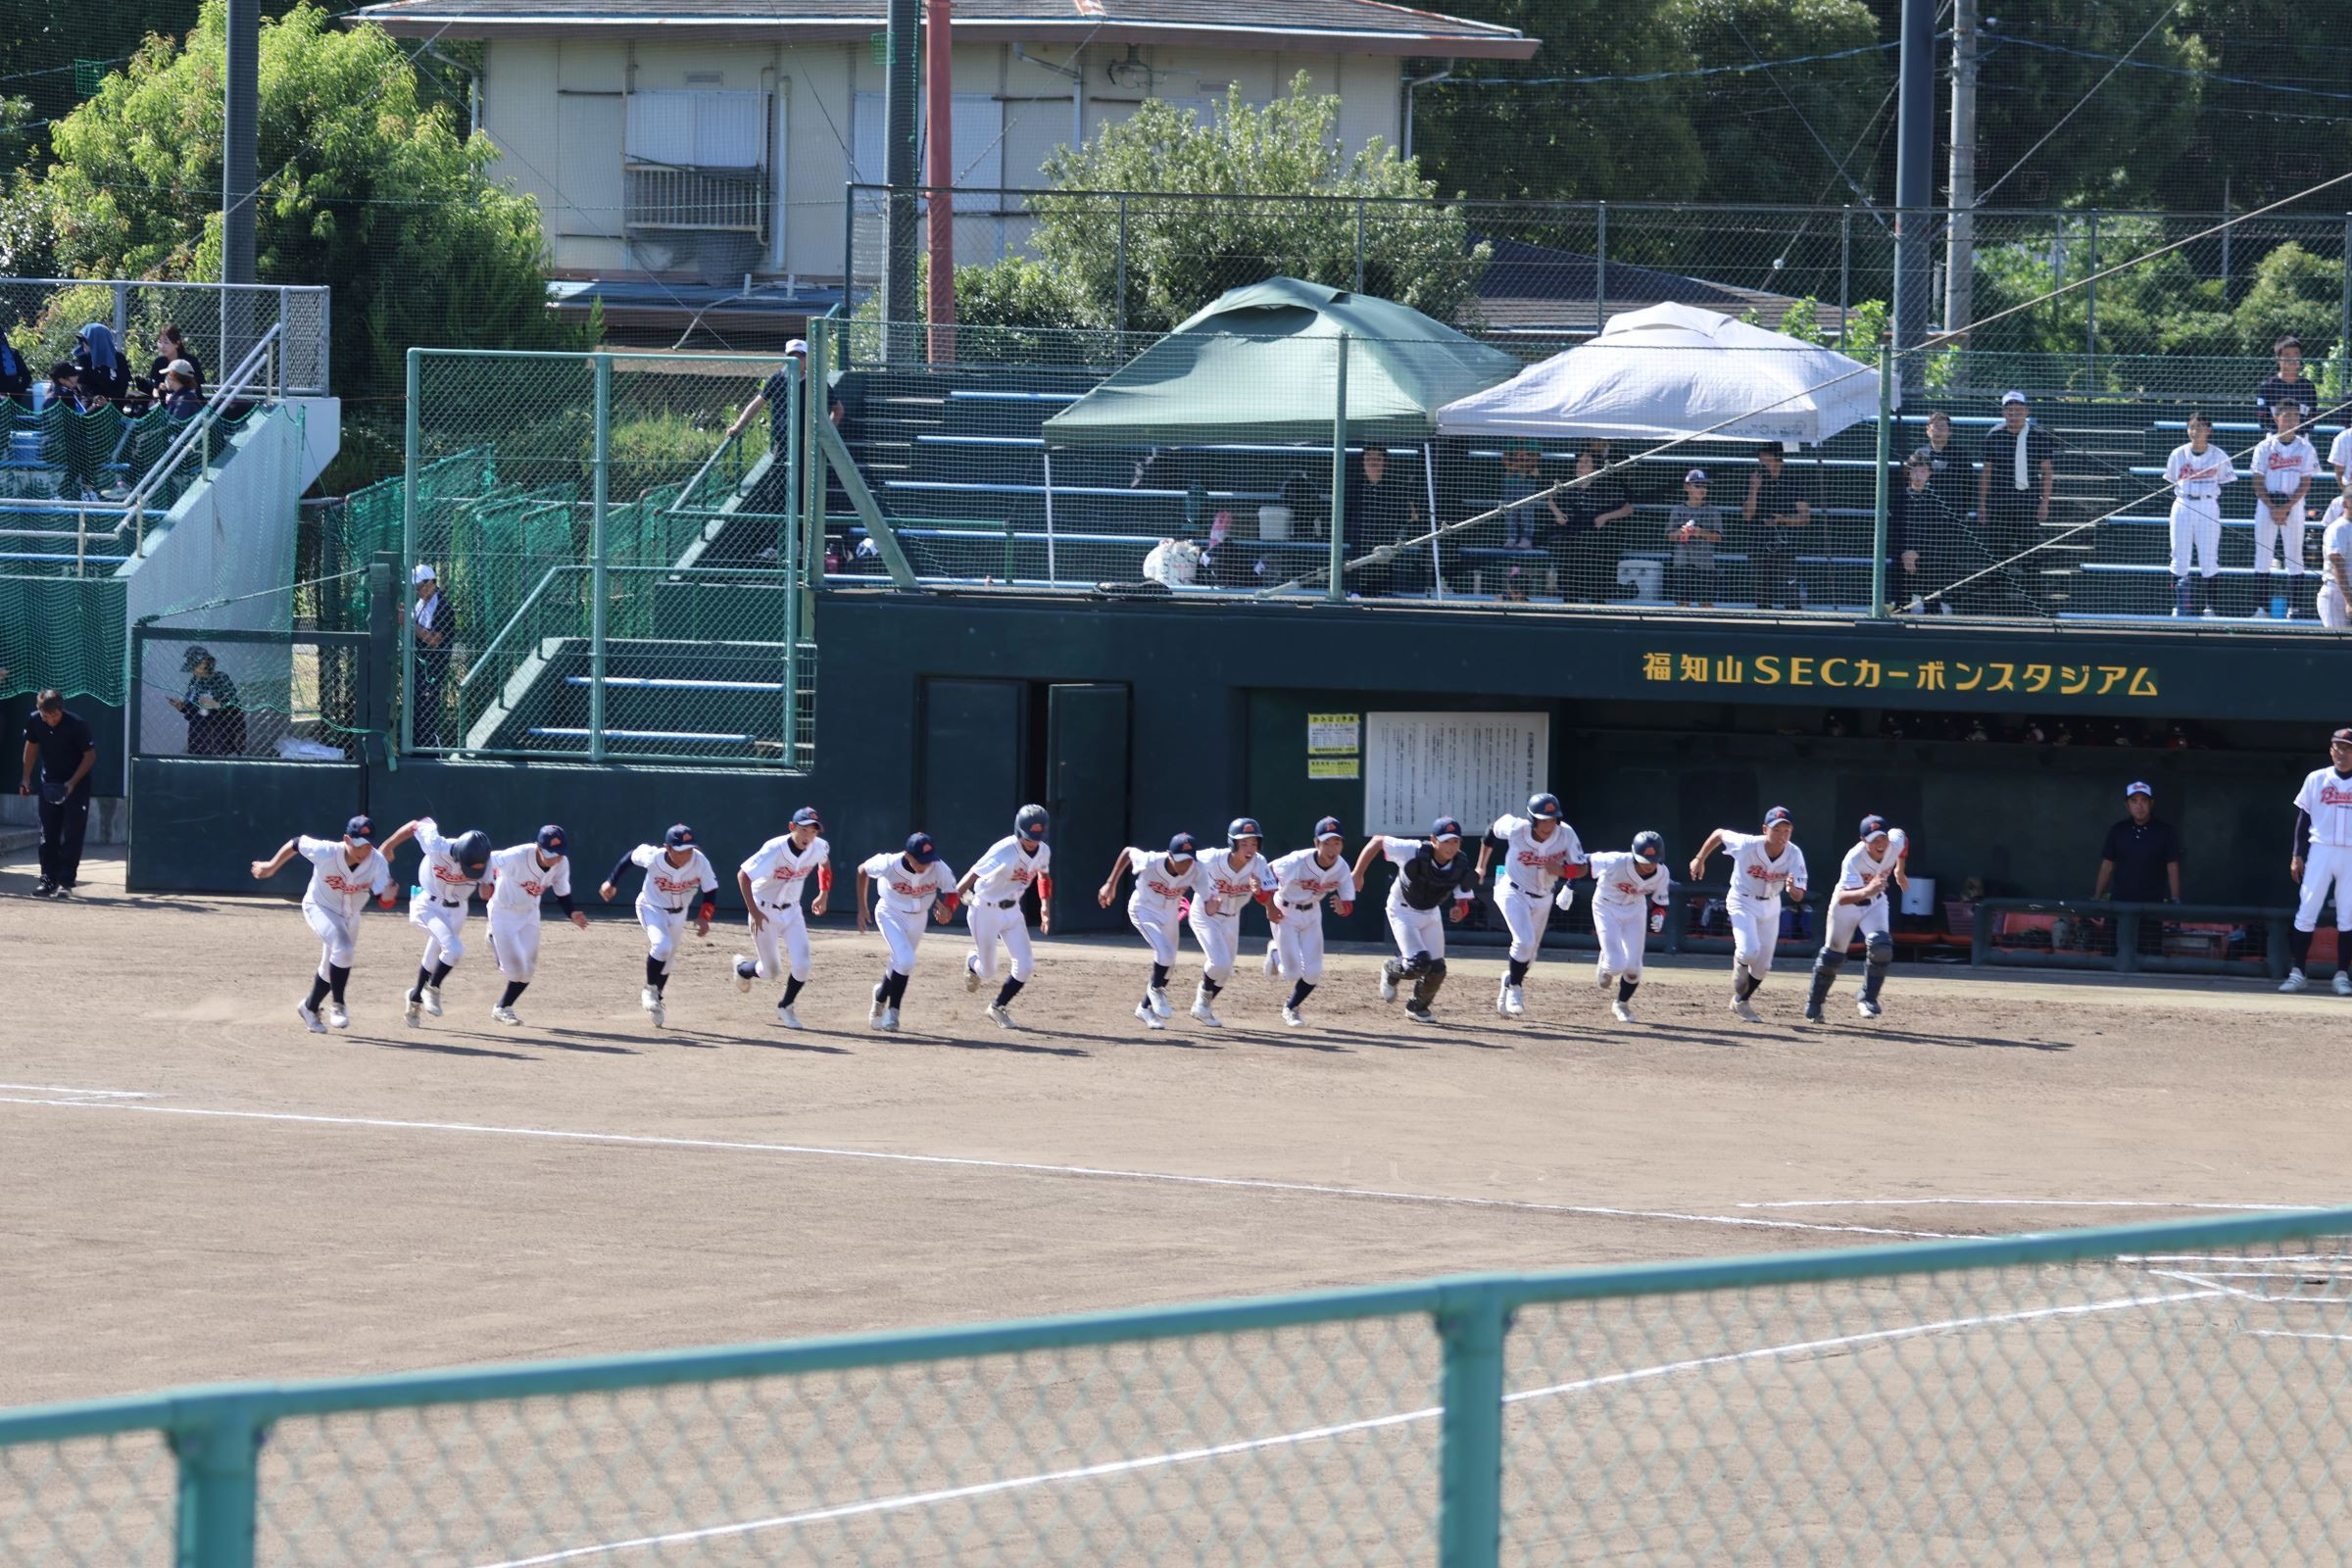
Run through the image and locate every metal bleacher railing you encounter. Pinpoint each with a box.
[5,1205,2350,1564]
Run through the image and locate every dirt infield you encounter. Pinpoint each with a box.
[4,846,2345,1412]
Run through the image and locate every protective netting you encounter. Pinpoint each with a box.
[129,626,371,763]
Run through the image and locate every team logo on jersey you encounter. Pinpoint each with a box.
[1744,864,1787,885]
[2322,785,2352,808]
[322,874,361,894]
[431,865,471,885]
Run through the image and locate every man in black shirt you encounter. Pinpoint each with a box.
[1544,439,1635,604]
[2093,781,2181,904]
[722,339,808,526]
[2254,337,2319,431]
[1345,446,1424,597]
[1976,391,2057,613]
[19,689,96,897]
[1743,444,1811,610]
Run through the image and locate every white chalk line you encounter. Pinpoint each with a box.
[463,1287,2222,1568]
[1740,1199,2309,1212]
[0,1083,150,1099]
[0,1095,1958,1242]
[2248,1330,2352,1345]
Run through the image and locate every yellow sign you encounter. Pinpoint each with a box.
[1640,651,2160,699]
[1307,713,1361,755]
[1308,757,1361,780]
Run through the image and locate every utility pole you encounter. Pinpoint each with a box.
[923,0,956,361]
[222,0,261,369]
[881,0,921,360]
[1890,0,1936,388]
[1942,0,1979,337]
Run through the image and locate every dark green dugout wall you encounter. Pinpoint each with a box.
[130,593,2337,920]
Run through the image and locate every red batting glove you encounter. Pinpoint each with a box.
[1335,900,1353,917]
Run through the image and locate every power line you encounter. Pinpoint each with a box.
[1972,1,2185,208]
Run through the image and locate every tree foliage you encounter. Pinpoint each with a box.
[17,1,587,395]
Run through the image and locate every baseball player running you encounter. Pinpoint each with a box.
[955,805,1053,1029]
[1264,817,1356,1027]
[1689,808,1809,1023]
[1186,817,1278,1027]
[1350,817,1479,1024]
[600,824,718,1028]
[2320,490,2352,630]
[1804,815,1910,1023]
[2163,413,2234,617]
[2250,402,2320,618]
[856,832,957,1032]
[377,815,492,1027]
[1098,833,1210,1031]
[1582,831,1671,1023]
[250,814,396,1033]
[1473,792,1590,1017]
[481,826,589,1024]
[2280,728,2352,995]
[733,807,829,1028]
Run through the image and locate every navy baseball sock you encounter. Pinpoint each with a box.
[1150,962,1170,991]
[2289,926,2314,970]
[736,956,758,981]
[993,976,1025,1007]
[327,964,351,1004]
[1617,977,1639,1003]
[305,974,332,1010]
[1733,968,1752,1001]
[1200,976,1222,997]
[781,975,806,1007]
[430,961,453,987]
[885,971,911,1006]
[500,981,528,1006]
[1286,980,1314,1009]
[1506,957,1530,986]
[415,964,433,995]
[645,955,666,993]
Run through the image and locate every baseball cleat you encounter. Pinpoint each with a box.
[296,1003,327,1034]
[649,997,666,1029]
[1404,1000,1437,1025]
[870,983,887,1021]
[421,986,443,1018]
[1494,981,1511,1017]
[1281,1004,1304,1028]
[1731,998,1763,1023]
[491,1005,521,1026]
[1858,998,1883,1019]
[1503,984,1527,1017]
[775,1004,803,1029]
[878,1006,901,1033]
[986,1003,1016,1030]
[2280,970,2310,994]
[1802,1004,1826,1024]
[1147,986,1174,1019]
[1611,1000,1637,1025]
[964,958,982,994]
[325,1002,350,1030]
[1378,965,1398,1004]
[1595,964,1613,990]
[403,991,423,1027]
[733,956,754,994]
[1135,1000,1165,1031]
[2335,971,2352,998]
[1263,946,1280,977]
[640,985,661,1012]
[1190,991,1224,1028]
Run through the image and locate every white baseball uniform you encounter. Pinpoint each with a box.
[297,837,392,976]
[861,852,956,976]
[1188,848,1276,983]
[2328,426,2352,482]
[1267,847,1355,982]
[1719,830,1808,976]
[741,832,830,982]
[1379,836,1473,964]
[623,844,719,974]
[406,816,481,970]
[2250,433,2321,575]
[1487,814,1589,963]
[484,843,571,981]
[965,834,1051,983]
[1825,830,1909,954]
[2319,498,2352,629]
[1124,850,1208,966]
[2292,766,2352,933]
[2163,442,2234,581]
[1585,851,1670,978]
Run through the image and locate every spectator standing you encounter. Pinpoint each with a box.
[721,338,808,540]
[1543,439,1633,603]
[1976,391,2056,612]
[1920,411,1969,510]
[1346,445,1424,597]
[2248,401,2321,619]
[2093,781,2181,905]
[1888,450,1943,612]
[0,334,28,400]
[409,564,456,748]
[149,326,204,395]
[168,645,245,756]
[1743,443,1811,610]
[73,323,128,405]
[1664,467,1722,607]
[2254,337,2319,432]
[1497,439,1545,551]
[19,689,96,897]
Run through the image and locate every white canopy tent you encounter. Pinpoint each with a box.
[1435,302,1894,446]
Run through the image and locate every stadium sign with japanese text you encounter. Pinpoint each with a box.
[1639,650,2161,700]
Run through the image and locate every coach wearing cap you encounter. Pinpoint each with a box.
[410,563,457,748]
[2093,781,2182,906]
[1978,391,2057,612]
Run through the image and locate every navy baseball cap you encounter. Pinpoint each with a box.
[1312,816,1344,842]
[2331,729,2352,747]
[1227,815,1263,841]
[536,824,566,852]
[345,813,375,844]
[662,823,696,848]
[1431,816,1464,843]
[1166,832,1199,859]
[904,831,940,865]
[1858,813,1889,839]
[1631,830,1664,862]
[790,806,823,827]
[1763,807,1794,827]
[1527,792,1562,820]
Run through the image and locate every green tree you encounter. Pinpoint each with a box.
[1665,0,1886,200]
[2231,243,2344,355]
[23,1,587,396]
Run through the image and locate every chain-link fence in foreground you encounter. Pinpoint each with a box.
[4,1207,2348,1565]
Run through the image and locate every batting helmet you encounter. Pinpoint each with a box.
[452,830,493,876]
[1527,792,1563,820]
[1015,803,1050,841]
[1631,830,1665,864]
[1227,815,1263,842]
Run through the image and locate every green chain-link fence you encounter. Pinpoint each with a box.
[129,623,376,764]
[3,1207,2349,1565]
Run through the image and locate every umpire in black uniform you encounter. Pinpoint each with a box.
[19,689,96,897]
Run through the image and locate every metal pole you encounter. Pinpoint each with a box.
[1434,1282,1508,1568]
[1871,336,1893,618]
[1942,0,1979,336]
[2084,211,2099,379]
[1839,205,1852,342]
[221,0,259,286]
[1891,0,1936,383]
[781,365,803,762]
[589,355,612,763]
[1115,195,1128,334]
[172,1399,263,1568]
[1042,449,1057,583]
[399,349,419,755]
[1326,333,1349,605]
[1423,442,1442,599]
[923,0,956,362]
[805,318,828,593]
[881,0,921,358]
[2340,214,2351,380]
[1593,203,1607,332]
[1354,198,1367,293]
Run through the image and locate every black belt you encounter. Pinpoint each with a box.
[654,903,688,914]
[1285,899,1318,908]
[432,897,466,907]
[759,899,801,912]
[1512,886,1547,898]
[993,898,1019,908]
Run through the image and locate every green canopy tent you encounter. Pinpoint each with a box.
[1038,278,1519,592]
